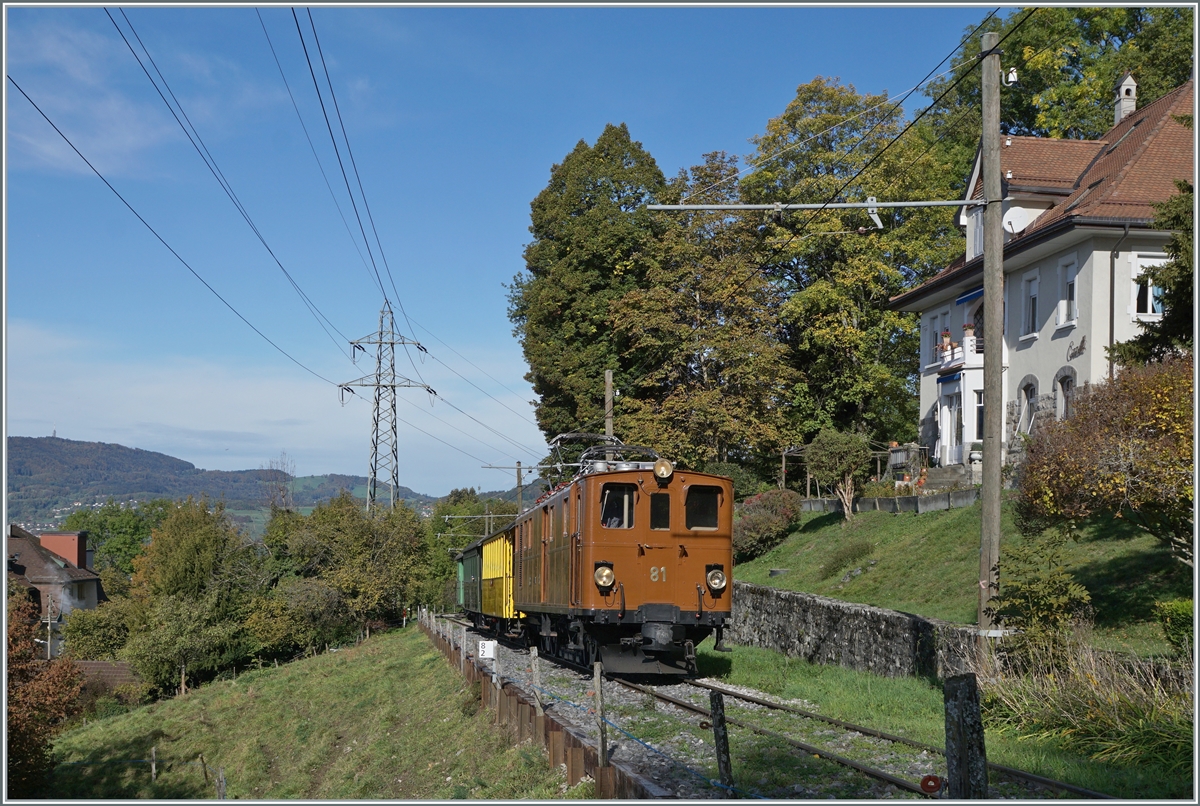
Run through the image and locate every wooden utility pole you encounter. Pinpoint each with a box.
[482,460,524,514]
[604,370,614,462]
[980,30,1004,633]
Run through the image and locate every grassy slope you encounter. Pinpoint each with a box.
[695,640,1190,800]
[48,628,591,800]
[733,501,1190,656]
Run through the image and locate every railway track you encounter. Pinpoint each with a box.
[437,615,1113,800]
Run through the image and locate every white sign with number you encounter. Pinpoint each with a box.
[478,640,497,659]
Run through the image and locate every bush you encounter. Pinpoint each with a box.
[859,480,901,498]
[985,529,1091,653]
[703,462,770,501]
[733,489,804,561]
[819,540,874,580]
[1154,598,1194,656]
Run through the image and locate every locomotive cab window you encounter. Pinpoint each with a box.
[650,493,670,530]
[685,485,721,530]
[600,483,636,529]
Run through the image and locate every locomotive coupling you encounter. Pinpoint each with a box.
[642,622,687,652]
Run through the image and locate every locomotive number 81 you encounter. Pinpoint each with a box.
[456,438,733,675]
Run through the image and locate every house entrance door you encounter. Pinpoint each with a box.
[941,392,963,465]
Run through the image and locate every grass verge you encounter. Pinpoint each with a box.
[48,627,588,800]
[696,639,1192,799]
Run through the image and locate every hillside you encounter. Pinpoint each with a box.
[5,437,436,529]
[733,501,1190,656]
[47,627,589,800]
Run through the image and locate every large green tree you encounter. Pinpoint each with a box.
[924,7,1195,182]
[509,123,667,440]
[611,152,797,471]
[741,77,962,444]
[61,498,171,575]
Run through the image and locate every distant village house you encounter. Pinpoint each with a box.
[7,525,103,658]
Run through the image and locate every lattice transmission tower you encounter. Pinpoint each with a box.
[342,302,430,511]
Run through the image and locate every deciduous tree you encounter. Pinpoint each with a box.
[742,77,961,444]
[509,123,667,440]
[612,152,797,471]
[7,590,82,797]
[1016,355,1194,567]
[62,498,171,575]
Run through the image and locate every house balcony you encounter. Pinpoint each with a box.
[939,333,984,370]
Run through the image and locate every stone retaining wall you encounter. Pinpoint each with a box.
[801,488,980,515]
[726,582,978,680]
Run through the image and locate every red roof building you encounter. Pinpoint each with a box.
[890,77,1193,470]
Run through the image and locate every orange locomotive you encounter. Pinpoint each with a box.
[457,439,733,675]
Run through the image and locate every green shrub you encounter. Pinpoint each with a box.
[858,480,901,498]
[733,489,804,561]
[985,530,1091,652]
[819,540,874,580]
[90,696,128,720]
[1154,598,1194,656]
[703,462,771,501]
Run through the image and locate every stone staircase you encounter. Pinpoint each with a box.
[922,463,971,492]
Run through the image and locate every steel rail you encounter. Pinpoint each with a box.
[616,680,933,797]
[686,679,1116,800]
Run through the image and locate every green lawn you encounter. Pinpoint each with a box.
[733,501,1189,656]
[48,628,589,800]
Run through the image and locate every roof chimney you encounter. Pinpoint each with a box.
[1114,72,1138,126]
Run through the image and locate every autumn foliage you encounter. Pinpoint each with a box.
[1016,355,1194,566]
[7,590,82,798]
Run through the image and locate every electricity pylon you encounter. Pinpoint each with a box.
[341,301,431,511]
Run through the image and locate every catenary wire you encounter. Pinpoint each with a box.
[105,8,353,361]
[8,74,338,387]
[711,7,1039,310]
[682,8,1000,204]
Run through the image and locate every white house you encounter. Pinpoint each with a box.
[890,76,1193,470]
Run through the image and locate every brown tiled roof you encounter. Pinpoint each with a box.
[1031,81,1194,231]
[971,137,1104,196]
[895,80,1193,307]
[6,530,100,585]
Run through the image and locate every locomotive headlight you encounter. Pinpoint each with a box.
[594,564,615,589]
[653,458,674,482]
[706,568,727,591]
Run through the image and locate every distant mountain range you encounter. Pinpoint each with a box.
[5,437,436,529]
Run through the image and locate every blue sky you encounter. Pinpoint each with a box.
[5,5,989,497]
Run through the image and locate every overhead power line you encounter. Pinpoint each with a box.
[105,7,352,360]
[256,8,382,301]
[8,73,338,386]
[296,8,429,388]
